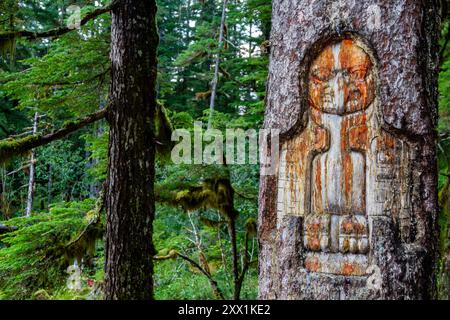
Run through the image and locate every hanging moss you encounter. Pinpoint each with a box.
[244,218,257,237]
[0,200,97,299]
[32,289,51,300]
[0,34,16,65]
[155,178,239,221]
[155,101,174,159]
[65,189,105,264]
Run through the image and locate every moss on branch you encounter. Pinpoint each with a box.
[0,1,118,42]
[0,109,107,164]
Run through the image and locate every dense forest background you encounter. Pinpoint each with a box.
[0,0,448,300]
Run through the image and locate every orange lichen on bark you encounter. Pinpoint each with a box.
[309,39,374,114]
[339,39,375,113]
[305,256,321,272]
[280,39,378,275]
[341,262,356,276]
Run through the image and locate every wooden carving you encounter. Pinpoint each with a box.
[277,39,411,276]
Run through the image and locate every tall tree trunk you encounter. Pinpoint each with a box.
[104,0,158,300]
[25,112,38,217]
[207,0,227,129]
[259,0,441,300]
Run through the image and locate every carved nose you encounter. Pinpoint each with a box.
[332,74,346,113]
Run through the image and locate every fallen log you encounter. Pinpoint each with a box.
[0,224,17,235]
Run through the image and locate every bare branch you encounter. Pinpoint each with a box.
[0,224,17,235]
[176,252,225,300]
[154,249,225,299]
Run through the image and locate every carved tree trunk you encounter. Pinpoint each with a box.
[104,0,158,300]
[259,0,441,300]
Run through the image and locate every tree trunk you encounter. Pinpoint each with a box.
[259,0,441,300]
[47,163,52,209]
[25,112,38,217]
[104,0,158,300]
[227,218,239,300]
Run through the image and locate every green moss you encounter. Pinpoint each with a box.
[32,289,51,300]
[155,178,238,221]
[0,134,41,164]
[245,218,257,236]
[0,199,100,299]
[155,101,175,160]
[437,177,450,299]
[0,35,16,65]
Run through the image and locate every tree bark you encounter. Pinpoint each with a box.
[259,0,441,300]
[104,0,158,300]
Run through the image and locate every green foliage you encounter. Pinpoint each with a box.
[0,199,96,299]
[0,95,28,139]
[0,29,110,117]
[37,137,91,204]
[437,12,450,300]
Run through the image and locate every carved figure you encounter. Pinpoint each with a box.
[277,39,411,276]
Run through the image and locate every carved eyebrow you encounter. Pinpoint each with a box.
[348,64,369,71]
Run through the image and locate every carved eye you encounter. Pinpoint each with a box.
[310,67,331,83]
[349,66,367,80]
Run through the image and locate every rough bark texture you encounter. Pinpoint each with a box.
[259,0,440,300]
[104,0,158,300]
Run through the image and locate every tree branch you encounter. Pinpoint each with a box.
[0,108,107,163]
[154,250,225,299]
[24,67,110,88]
[176,252,225,300]
[0,224,17,235]
[0,2,118,41]
[0,122,11,136]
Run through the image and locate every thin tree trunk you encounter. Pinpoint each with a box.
[104,0,158,300]
[25,112,38,217]
[47,163,52,209]
[227,218,239,300]
[207,0,227,129]
[235,226,250,300]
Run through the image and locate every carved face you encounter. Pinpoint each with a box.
[309,39,375,115]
